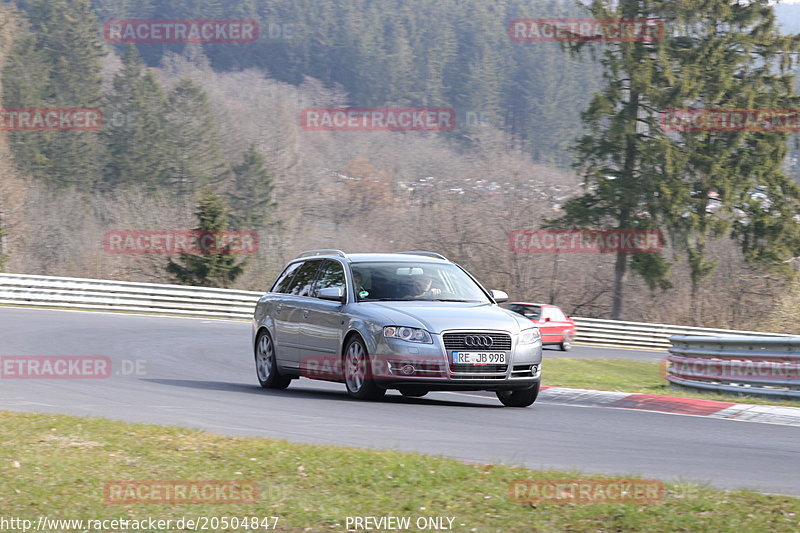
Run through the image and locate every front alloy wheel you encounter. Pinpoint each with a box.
[344,337,386,401]
[255,332,291,390]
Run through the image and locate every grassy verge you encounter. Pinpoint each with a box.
[1,411,799,533]
[543,358,800,408]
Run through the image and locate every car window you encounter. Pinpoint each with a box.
[285,260,322,297]
[509,304,541,320]
[313,260,346,298]
[271,262,302,293]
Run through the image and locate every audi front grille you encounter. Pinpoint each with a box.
[443,332,512,379]
[442,332,513,351]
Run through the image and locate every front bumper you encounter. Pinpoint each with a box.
[372,330,542,390]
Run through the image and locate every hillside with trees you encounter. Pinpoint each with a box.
[87,0,603,166]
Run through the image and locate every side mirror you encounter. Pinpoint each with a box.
[490,290,509,303]
[318,287,345,303]
[545,317,551,322]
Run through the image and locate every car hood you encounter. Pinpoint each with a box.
[358,302,534,335]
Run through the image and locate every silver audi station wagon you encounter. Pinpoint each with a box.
[252,250,543,407]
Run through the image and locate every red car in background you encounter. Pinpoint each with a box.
[506,302,576,351]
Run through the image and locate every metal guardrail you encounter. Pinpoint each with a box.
[0,273,791,349]
[572,317,792,350]
[667,336,800,398]
[0,273,261,319]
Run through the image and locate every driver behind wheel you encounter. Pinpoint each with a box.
[410,274,442,299]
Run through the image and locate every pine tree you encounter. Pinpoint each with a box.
[166,187,246,288]
[385,24,417,105]
[552,0,800,320]
[2,33,52,179]
[550,0,675,319]
[103,46,173,190]
[652,0,800,323]
[3,0,105,189]
[419,17,457,106]
[228,144,276,230]
[165,78,228,197]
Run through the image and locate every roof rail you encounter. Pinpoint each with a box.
[296,249,347,259]
[397,251,449,261]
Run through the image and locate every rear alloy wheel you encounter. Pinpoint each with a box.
[344,337,386,401]
[255,332,291,390]
[398,387,428,398]
[496,382,540,407]
[559,339,572,352]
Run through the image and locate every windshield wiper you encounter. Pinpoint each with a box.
[360,298,416,302]
[361,298,479,303]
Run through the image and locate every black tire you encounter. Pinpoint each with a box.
[559,340,571,351]
[255,331,292,390]
[496,381,540,407]
[399,388,428,398]
[343,336,386,401]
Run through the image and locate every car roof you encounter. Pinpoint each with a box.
[346,253,448,264]
[509,302,560,308]
[291,250,451,264]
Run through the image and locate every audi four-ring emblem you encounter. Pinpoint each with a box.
[464,335,494,347]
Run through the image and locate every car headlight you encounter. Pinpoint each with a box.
[384,326,433,344]
[519,328,541,345]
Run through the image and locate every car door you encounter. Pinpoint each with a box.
[297,260,348,371]
[275,259,324,369]
[267,261,302,364]
[541,307,571,344]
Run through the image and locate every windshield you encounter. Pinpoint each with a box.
[508,304,541,320]
[350,262,491,303]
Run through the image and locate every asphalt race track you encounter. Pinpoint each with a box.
[1,307,798,495]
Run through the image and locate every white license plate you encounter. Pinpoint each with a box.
[452,352,507,365]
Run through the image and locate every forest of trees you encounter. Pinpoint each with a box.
[2,0,800,330]
[88,0,604,166]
